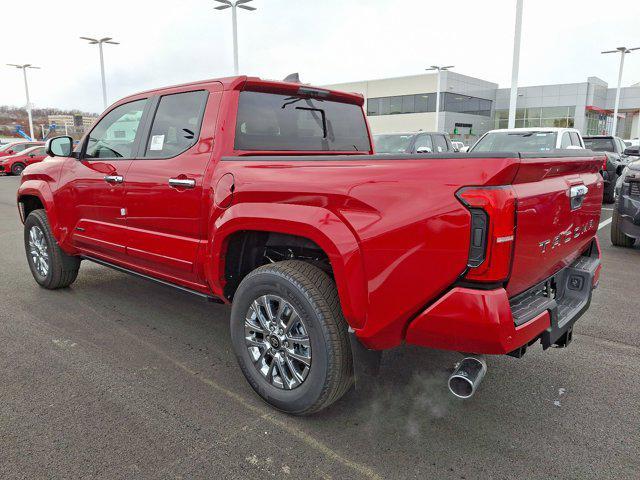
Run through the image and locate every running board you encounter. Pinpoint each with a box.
[81,255,223,303]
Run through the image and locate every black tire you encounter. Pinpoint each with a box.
[230,260,353,415]
[610,205,635,247]
[603,177,616,204]
[24,209,81,289]
[11,162,26,176]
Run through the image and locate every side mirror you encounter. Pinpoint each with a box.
[624,147,639,156]
[45,136,73,157]
[416,146,432,153]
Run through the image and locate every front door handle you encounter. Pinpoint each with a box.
[169,178,196,188]
[104,175,123,184]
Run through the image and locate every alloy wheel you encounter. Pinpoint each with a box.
[28,225,49,277]
[244,294,311,390]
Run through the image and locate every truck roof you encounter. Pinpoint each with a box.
[488,127,580,134]
[119,76,365,107]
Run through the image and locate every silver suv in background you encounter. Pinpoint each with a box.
[373,131,455,154]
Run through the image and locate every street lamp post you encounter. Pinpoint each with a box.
[508,0,524,129]
[425,65,454,132]
[6,63,40,140]
[213,0,257,75]
[602,46,639,136]
[80,36,120,110]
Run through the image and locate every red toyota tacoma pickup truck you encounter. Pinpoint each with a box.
[18,76,603,414]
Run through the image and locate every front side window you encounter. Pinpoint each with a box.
[413,134,433,152]
[12,143,29,152]
[144,90,208,158]
[85,99,147,159]
[235,91,371,152]
[433,135,449,152]
[561,132,572,148]
[569,132,582,146]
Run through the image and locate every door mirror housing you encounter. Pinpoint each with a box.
[416,146,432,154]
[624,147,639,157]
[45,136,73,157]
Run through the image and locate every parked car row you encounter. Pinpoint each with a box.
[0,145,47,175]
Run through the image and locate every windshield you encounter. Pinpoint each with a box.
[0,143,20,152]
[373,134,414,153]
[235,91,371,152]
[583,138,615,153]
[471,131,557,152]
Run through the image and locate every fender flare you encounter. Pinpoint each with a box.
[206,202,368,329]
[17,180,67,245]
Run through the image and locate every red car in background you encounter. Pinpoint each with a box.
[0,141,44,158]
[0,145,48,175]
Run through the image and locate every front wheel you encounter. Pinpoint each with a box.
[24,209,81,289]
[230,260,353,415]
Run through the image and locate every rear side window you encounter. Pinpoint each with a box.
[235,91,371,152]
[432,135,449,152]
[561,132,571,148]
[144,90,208,158]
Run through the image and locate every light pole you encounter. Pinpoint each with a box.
[425,65,454,132]
[214,0,256,75]
[508,0,524,129]
[80,36,119,110]
[7,63,40,140]
[602,46,639,136]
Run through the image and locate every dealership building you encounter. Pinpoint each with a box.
[324,72,640,144]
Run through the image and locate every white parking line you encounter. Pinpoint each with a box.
[599,218,613,230]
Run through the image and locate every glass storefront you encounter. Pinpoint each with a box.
[367,92,492,117]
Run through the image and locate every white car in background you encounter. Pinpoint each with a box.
[469,127,585,153]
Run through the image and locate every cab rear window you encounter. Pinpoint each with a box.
[235,91,370,152]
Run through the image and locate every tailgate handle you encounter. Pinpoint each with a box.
[569,185,588,210]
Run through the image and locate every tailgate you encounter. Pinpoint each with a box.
[507,153,603,297]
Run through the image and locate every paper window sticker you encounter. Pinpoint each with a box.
[150,134,165,151]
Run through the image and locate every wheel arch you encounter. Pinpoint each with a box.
[207,203,368,329]
[17,181,63,243]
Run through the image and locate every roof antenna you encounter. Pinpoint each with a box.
[283,73,301,83]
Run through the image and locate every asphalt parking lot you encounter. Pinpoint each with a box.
[1,175,638,480]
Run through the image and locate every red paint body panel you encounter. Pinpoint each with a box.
[405,287,551,354]
[16,76,603,355]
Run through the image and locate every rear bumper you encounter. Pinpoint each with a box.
[405,240,601,355]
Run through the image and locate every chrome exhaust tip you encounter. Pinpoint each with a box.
[448,355,487,399]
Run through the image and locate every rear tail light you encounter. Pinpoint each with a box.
[456,186,517,283]
[602,156,607,171]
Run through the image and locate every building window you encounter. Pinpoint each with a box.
[366,92,491,117]
[494,106,575,129]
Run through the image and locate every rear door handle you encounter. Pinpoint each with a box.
[104,175,123,184]
[169,178,196,188]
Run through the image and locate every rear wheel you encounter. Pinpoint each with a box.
[11,162,26,176]
[24,209,81,289]
[230,260,353,415]
[610,205,635,247]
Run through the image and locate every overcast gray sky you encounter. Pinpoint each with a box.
[2,0,639,114]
